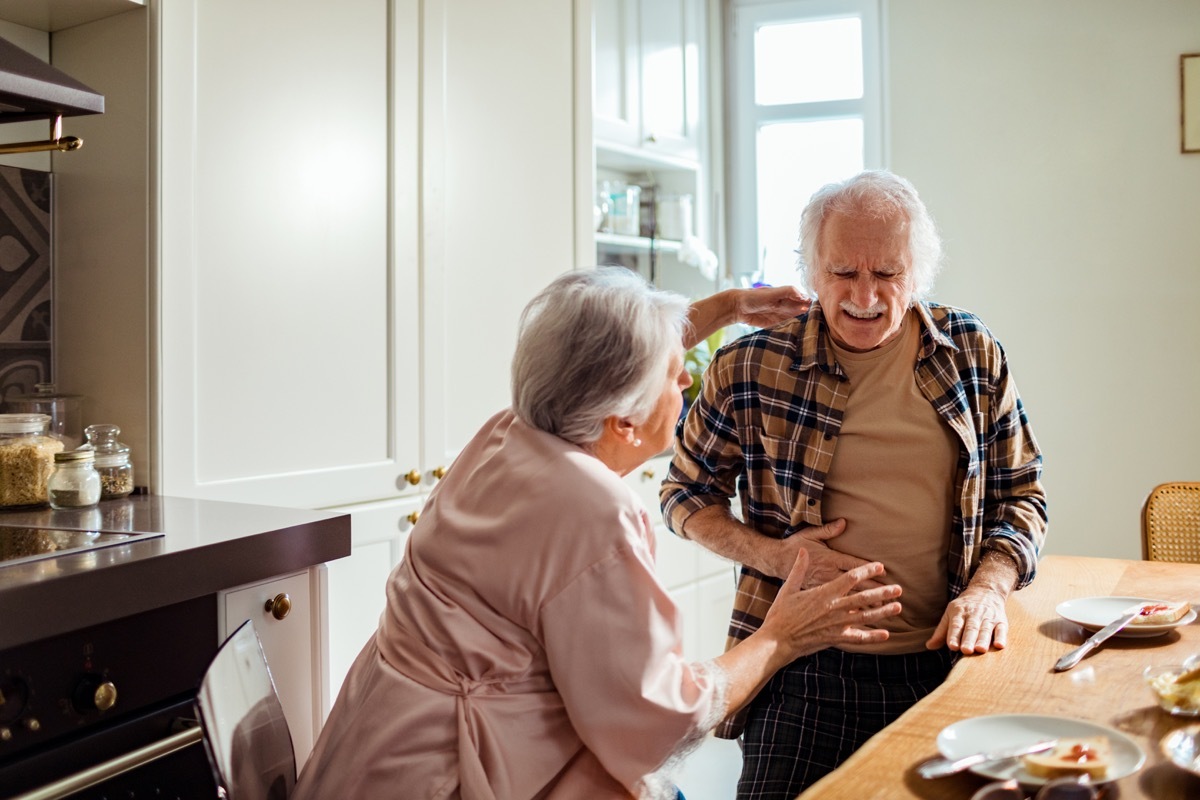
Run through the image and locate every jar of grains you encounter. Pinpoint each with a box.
[0,413,64,508]
[83,424,134,500]
[48,449,101,509]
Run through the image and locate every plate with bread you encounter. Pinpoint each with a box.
[936,714,1145,785]
[1056,596,1195,638]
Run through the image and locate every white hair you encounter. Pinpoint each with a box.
[511,267,689,446]
[796,170,943,300]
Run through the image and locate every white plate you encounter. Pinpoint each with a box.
[936,714,1145,785]
[1056,596,1197,638]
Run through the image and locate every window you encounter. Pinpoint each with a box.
[727,0,881,288]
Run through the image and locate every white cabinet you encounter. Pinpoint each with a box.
[624,454,735,662]
[220,568,325,768]
[594,0,703,161]
[46,0,575,512]
[323,495,423,705]
[591,0,719,301]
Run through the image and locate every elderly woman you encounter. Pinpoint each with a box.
[292,267,903,800]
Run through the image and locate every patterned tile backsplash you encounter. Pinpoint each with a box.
[0,164,52,406]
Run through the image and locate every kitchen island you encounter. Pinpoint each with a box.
[0,495,350,796]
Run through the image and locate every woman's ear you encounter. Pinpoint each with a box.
[604,415,639,446]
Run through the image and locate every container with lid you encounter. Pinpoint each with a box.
[0,413,64,508]
[83,423,135,500]
[48,449,101,509]
[3,383,85,449]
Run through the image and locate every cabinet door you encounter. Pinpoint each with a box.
[594,0,641,147]
[157,0,422,507]
[419,0,575,473]
[695,570,736,661]
[220,569,319,767]
[639,0,702,161]
[324,495,423,705]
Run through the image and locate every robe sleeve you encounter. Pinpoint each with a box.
[538,509,728,796]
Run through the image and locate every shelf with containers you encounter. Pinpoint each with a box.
[593,144,717,301]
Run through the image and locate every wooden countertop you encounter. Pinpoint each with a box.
[0,495,350,649]
[802,555,1200,799]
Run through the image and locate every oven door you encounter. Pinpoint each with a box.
[1,696,217,799]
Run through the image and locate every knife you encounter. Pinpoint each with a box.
[1054,607,1141,672]
[918,739,1057,779]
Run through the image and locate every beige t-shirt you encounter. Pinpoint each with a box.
[823,310,959,654]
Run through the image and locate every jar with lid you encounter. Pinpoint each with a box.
[3,383,85,449]
[83,424,135,500]
[0,413,64,508]
[48,450,101,509]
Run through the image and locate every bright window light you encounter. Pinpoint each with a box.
[754,17,863,106]
[756,118,863,287]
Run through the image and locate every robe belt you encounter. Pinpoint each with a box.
[376,621,554,800]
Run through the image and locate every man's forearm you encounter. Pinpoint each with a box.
[965,550,1020,599]
[682,504,784,577]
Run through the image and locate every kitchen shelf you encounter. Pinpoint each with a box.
[596,141,700,175]
[596,232,682,253]
[0,0,143,32]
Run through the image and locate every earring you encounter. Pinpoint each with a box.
[633,438,643,447]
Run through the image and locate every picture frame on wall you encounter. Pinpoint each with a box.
[1184,53,1200,153]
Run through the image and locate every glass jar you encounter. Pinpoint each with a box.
[0,413,64,508]
[83,424,135,500]
[48,450,101,509]
[4,383,85,449]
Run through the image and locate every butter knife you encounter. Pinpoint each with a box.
[918,739,1057,779]
[1054,608,1140,671]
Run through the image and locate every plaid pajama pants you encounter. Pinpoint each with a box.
[737,647,956,799]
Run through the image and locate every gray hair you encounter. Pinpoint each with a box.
[796,170,943,300]
[512,267,689,446]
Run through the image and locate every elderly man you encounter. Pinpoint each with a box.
[660,170,1047,798]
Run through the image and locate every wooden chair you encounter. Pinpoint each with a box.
[1142,482,1200,562]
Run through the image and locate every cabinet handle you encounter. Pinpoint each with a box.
[642,468,655,479]
[431,466,447,480]
[264,593,292,621]
[403,469,422,486]
[646,132,658,143]
[406,511,420,525]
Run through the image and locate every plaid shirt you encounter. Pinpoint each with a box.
[661,300,1047,653]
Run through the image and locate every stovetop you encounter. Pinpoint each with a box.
[0,524,164,568]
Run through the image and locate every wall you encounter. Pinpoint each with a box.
[886,1,1200,558]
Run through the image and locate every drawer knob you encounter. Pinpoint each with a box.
[403,469,422,486]
[406,511,420,525]
[642,468,655,480]
[265,593,292,621]
[431,466,447,480]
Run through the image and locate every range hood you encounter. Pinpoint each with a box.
[0,34,104,154]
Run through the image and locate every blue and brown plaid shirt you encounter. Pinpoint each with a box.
[661,300,1047,651]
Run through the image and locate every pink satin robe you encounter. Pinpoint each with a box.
[292,410,725,799]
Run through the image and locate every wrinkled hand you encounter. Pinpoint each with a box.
[734,285,811,329]
[762,549,903,659]
[926,588,1008,654]
[773,519,882,589]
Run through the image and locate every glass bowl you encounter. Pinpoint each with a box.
[1144,663,1200,716]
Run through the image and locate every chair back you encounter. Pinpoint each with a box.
[196,620,296,800]
[1142,482,1200,562]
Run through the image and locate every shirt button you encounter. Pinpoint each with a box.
[807,498,816,506]
[824,433,833,440]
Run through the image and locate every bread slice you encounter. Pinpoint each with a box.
[1022,737,1111,780]
[1129,600,1191,626]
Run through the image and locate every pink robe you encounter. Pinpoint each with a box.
[293,410,726,799]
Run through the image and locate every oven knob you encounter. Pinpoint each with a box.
[0,676,30,724]
[73,676,118,713]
